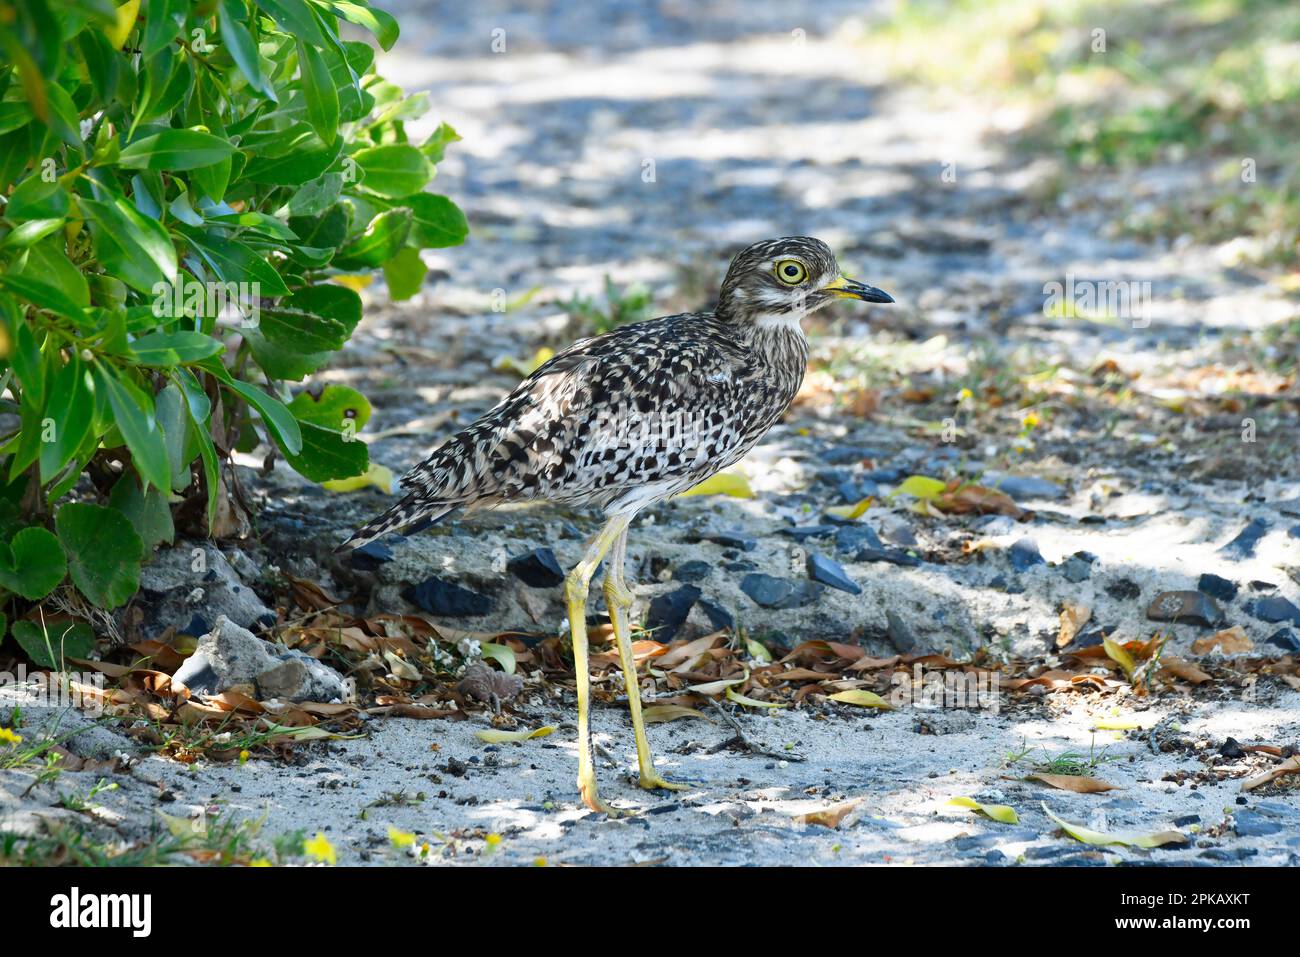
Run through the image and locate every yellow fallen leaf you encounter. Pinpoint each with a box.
[493,346,554,377]
[725,686,787,709]
[1026,773,1120,794]
[891,475,947,501]
[825,497,873,520]
[1102,635,1137,681]
[106,0,140,49]
[687,669,749,696]
[680,470,754,499]
[388,827,416,847]
[474,725,556,744]
[827,689,894,709]
[1240,754,1300,792]
[1093,717,1142,731]
[744,637,773,663]
[1041,802,1187,848]
[322,463,394,494]
[949,797,1019,824]
[480,642,516,675]
[258,722,365,742]
[331,273,374,291]
[643,704,711,724]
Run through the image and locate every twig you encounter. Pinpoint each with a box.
[706,699,804,762]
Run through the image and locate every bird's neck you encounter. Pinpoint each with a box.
[738,314,810,403]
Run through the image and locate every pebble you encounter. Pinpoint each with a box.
[646,585,701,641]
[855,546,921,567]
[696,598,734,632]
[1061,551,1097,583]
[740,573,821,609]
[834,524,883,553]
[349,540,394,571]
[706,531,756,551]
[673,560,712,583]
[1008,538,1045,572]
[1233,811,1283,837]
[982,472,1066,500]
[1145,590,1224,628]
[404,576,494,616]
[1197,572,1238,602]
[1219,517,1270,559]
[778,525,838,543]
[805,553,861,595]
[506,547,565,588]
[1289,524,1300,540]
[1245,596,1300,627]
[1106,579,1142,601]
[819,446,887,465]
[1266,628,1300,653]
[886,610,916,652]
[972,515,1017,537]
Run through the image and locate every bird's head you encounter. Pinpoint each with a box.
[715,236,893,326]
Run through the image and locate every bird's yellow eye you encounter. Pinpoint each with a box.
[774,259,808,286]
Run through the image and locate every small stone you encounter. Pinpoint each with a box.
[1219,737,1246,759]
[1289,524,1300,540]
[1266,628,1300,653]
[805,553,861,595]
[1008,538,1045,572]
[696,598,734,632]
[722,560,759,573]
[820,446,887,465]
[886,610,916,652]
[404,576,493,616]
[645,585,701,641]
[1173,814,1201,827]
[349,540,394,571]
[1219,518,1270,559]
[672,560,712,584]
[778,524,838,543]
[1200,847,1258,861]
[833,524,883,553]
[854,546,921,568]
[1197,573,1238,602]
[506,548,565,588]
[971,515,1016,537]
[1250,580,1278,592]
[1064,627,1108,652]
[1145,590,1224,628]
[1061,552,1096,583]
[1245,596,1300,627]
[982,472,1066,500]
[706,531,756,551]
[1106,578,1141,601]
[740,573,820,609]
[1233,810,1283,837]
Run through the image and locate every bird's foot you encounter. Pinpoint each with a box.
[638,768,692,792]
[579,775,636,817]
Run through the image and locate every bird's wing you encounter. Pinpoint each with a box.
[399,315,744,502]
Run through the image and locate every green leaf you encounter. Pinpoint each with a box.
[0,217,65,249]
[179,226,291,297]
[419,122,461,164]
[38,356,94,484]
[258,0,329,48]
[11,619,95,669]
[143,0,187,58]
[202,362,303,455]
[298,40,340,144]
[18,239,90,308]
[6,175,70,220]
[0,274,87,322]
[282,384,371,481]
[219,0,277,100]
[155,381,190,490]
[325,1,400,51]
[128,330,224,366]
[335,207,410,268]
[108,473,175,556]
[91,363,172,493]
[403,193,468,249]
[81,195,179,294]
[0,526,67,600]
[383,246,426,300]
[55,502,144,609]
[118,129,237,171]
[352,144,431,199]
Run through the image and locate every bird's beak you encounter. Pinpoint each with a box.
[824,274,894,303]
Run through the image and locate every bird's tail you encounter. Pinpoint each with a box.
[335,493,453,553]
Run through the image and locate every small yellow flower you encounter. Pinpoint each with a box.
[533,856,547,867]
[0,728,21,746]
[304,832,337,865]
[485,832,502,847]
[238,749,250,764]
[958,387,973,403]
[1022,410,1041,429]
[388,827,416,848]
[249,858,273,867]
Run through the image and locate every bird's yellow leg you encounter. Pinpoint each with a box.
[567,515,631,816]
[604,527,689,792]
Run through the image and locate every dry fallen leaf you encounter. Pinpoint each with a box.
[1057,603,1092,650]
[797,799,862,829]
[1026,773,1120,794]
[474,725,556,744]
[949,797,1019,824]
[827,689,894,709]
[1041,802,1187,848]
[1240,754,1300,792]
[1158,656,1213,684]
[1191,626,1254,656]
[642,704,711,724]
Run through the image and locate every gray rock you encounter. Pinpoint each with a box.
[507,547,565,587]
[1245,596,1300,627]
[1266,628,1300,653]
[982,472,1065,500]
[1008,538,1045,572]
[1145,591,1224,628]
[1219,518,1270,559]
[1232,811,1283,837]
[672,560,712,583]
[805,553,860,595]
[135,543,275,639]
[886,610,916,652]
[404,576,493,616]
[646,585,701,641]
[174,616,348,703]
[833,524,883,554]
[1061,551,1096,583]
[740,573,821,609]
[1197,573,1238,602]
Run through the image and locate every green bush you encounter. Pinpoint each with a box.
[0,0,467,628]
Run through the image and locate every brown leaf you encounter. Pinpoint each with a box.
[1191,626,1254,656]
[1027,773,1120,793]
[1057,603,1092,650]
[1159,656,1213,684]
[797,799,862,829]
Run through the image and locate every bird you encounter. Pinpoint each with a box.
[339,237,893,814]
